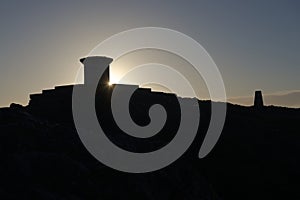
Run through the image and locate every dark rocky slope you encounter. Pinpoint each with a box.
[0,87,299,199]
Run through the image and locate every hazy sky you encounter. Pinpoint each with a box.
[0,0,299,107]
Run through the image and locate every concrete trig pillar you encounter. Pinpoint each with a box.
[254,90,264,109]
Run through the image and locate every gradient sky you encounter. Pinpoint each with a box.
[0,0,299,107]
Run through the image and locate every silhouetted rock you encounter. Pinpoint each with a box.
[10,103,24,109]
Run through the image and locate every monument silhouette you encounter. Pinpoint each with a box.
[254,90,264,109]
[27,56,178,126]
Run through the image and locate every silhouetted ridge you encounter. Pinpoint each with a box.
[0,56,299,199]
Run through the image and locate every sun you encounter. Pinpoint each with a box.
[108,82,112,86]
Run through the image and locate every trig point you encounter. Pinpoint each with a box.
[254,90,264,109]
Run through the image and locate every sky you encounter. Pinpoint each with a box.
[0,0,299,107]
